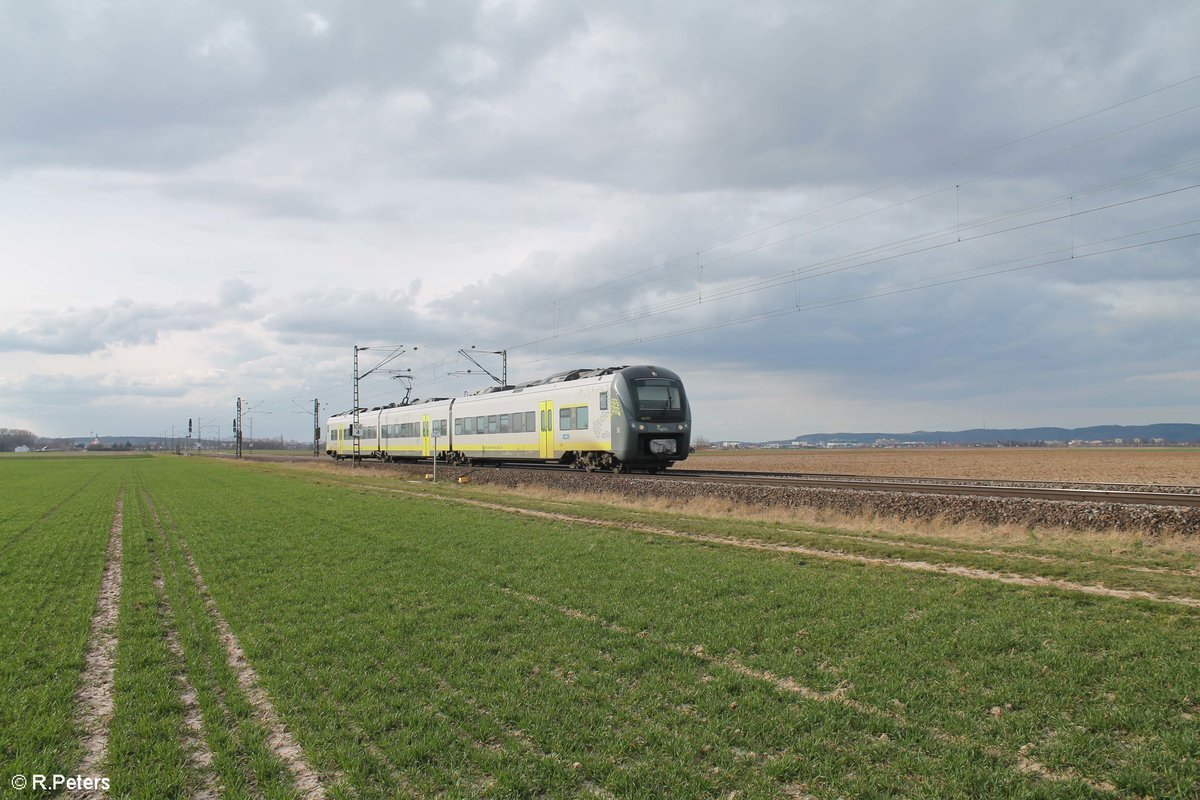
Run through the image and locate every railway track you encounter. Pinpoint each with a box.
[227,453,1200,509]
[647,469,1200,507]
[467,463,1200,508]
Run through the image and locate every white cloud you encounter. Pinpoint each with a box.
[305,12,330,36]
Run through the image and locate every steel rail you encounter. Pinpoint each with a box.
[626,470,1200,507]
[228,453,1200,507]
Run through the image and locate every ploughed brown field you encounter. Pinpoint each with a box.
[677,447,1200,485]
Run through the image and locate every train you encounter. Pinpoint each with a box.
[326,365,691,472]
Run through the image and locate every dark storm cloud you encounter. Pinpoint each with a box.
[0,278,256,354]
[0,0,584,171]
[6,0,1189,190]
[413,1,1197,193]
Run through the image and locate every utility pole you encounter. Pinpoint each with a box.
[352,343,413,468]
[353,346,362,466]
[235,397,243,458]
[313,398,321,457]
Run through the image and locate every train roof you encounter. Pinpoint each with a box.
[328,365,681,417]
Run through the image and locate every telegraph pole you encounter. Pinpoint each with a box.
[235,397,243,458]
[313,398,320,457]
[353,346,362,466]
[352,344,413,468]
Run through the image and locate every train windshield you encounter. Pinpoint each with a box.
[631,378,686,422]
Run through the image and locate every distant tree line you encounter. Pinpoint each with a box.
[0,428,80,452]
[0,428,37,452]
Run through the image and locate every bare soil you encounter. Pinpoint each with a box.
[679,447,1200,485]
[69,490,123,799]
[175,525,327,800]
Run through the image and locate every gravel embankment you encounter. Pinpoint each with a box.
[349,462,1200,536]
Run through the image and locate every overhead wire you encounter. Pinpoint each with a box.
[438,72,1200,345]
[504,180,1200,349]
[541,227,1200,359]
[234,73,1200,431]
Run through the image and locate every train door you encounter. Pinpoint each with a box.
[539,400,555,458]
[421,414,431,457]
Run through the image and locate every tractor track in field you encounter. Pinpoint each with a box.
[493,585,871,716]
[143,492,222,800]
[167,512,328,800]
[496,586,1117,795]
[374,484,1200,609]
[66,488,123,799]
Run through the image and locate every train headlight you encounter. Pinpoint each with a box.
[638,424,646,431]
[678,424,685,431]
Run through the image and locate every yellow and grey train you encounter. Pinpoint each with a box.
[325,365,690,472]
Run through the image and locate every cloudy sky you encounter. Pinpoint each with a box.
[2,0,1198,443]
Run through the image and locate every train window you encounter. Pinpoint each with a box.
[434,420,447,437]
[476,416,486,434]
[528,411,536,432]
[488,415,498,434]
[499,414,510,433]
[558,407,588,430]
[464,417,475,435]
[599,392,608,410]
[513,413,524,433]
[455,419,463,436]
[631,378,686,422]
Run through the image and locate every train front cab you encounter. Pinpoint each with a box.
[611,366,691,470]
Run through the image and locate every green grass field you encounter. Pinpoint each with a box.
[1,456,1197,798]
